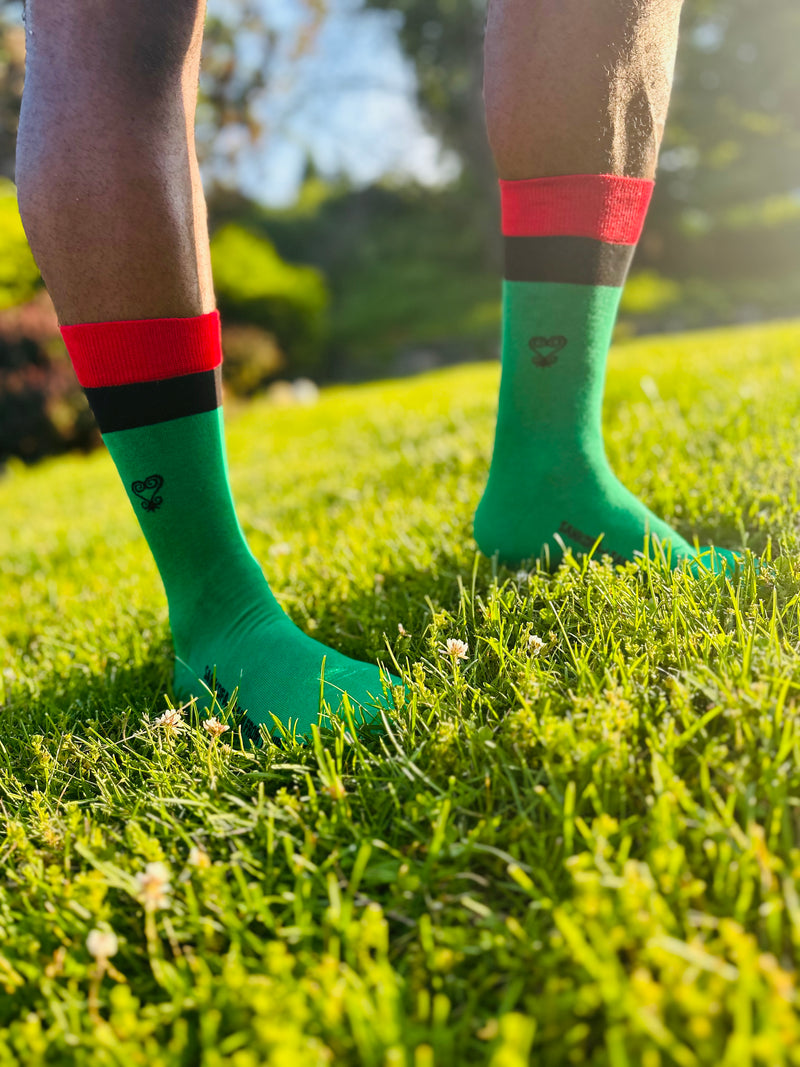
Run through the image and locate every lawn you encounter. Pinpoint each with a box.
[2,318,800,1065]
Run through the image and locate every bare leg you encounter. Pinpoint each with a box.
[484,0,684,180]
[16,0,214,324]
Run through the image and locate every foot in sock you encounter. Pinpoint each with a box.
[171,557,398,746]
[62,313,398,743]
[475,174,730,572]
[175,609,397,747]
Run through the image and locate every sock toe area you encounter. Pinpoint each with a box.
[688,545,748,577]
[174,613,401,744]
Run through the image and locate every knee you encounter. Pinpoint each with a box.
[117,0,204,91]
[17,0,203,224]
[23,0,203,98]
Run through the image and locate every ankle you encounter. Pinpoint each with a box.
[168,551,275,644]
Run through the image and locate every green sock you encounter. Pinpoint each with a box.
[475,173,702,570]
[61,313,396,743]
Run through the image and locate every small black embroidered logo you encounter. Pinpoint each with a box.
[131,474,164,512]
[529,335,567,367]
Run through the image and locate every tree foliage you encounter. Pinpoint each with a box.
[364,0,489,189]
[666,0,800,212]
[0,0,326,190]
[0,8,23,181]
[364,0,800,283]
[210,224,329,376]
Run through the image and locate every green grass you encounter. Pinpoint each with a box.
[3,318,800,1065]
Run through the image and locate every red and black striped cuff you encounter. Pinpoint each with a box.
[500,174,654,287]
[61,311,224,433]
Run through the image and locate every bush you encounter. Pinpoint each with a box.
[0,294,100,464]
[211,183,502,379]
[210,225,329,379]
[0,179,41,310]
[0,183,99,466]
[220,324,286,397]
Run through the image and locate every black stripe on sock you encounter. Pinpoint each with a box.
[504,236,636,287]
[85,365,222,433]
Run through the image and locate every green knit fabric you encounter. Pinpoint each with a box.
[474,280,697,569]
[103,407,396,741]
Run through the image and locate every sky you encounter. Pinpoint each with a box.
[206,0,458,206]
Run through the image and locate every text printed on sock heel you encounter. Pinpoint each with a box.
[558,520,627,567]
[203,665,261,744]
[203,665,231,706]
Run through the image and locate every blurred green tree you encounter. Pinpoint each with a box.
[0,1,326,189]
[0,12,23,180]
[648,0,800,287]
[363,0,497,258]
[362,0,489,186]
[666,0,800,210]
[365,0,800,286]
[210,224,329,376]
[0,176,38,307]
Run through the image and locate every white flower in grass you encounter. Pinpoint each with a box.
[187,845,211,869]
[441,638,469,661]
[202,716,230,740]
[152,708,185,735]
[528,633,545,656]
[135,861,172,911]
[515,570,530,584]
[86,928,119,961]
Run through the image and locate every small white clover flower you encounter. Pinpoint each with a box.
[202,716,230,740]
[86,928,119,960]
[515,570,530,584]
[441,638,469,661]
[135,861,172,911]
[528,634,545,655]
[152,708,185,735]
[187,845,211,869]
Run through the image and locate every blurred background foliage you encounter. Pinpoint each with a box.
[0,0,798,460]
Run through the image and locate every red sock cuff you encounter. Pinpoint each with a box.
[61,310,223,388]
[499,174,654,244]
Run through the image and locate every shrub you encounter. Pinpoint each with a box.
[0,179,41,310]
[210,225,329,378]
[0,183,99,465]
[0,293,99,465]
[220,324,286,397]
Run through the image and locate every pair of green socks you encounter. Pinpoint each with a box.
[61,174,730,739]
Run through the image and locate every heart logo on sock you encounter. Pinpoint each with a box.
[131,474,164,513]
[529,335,567,367]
